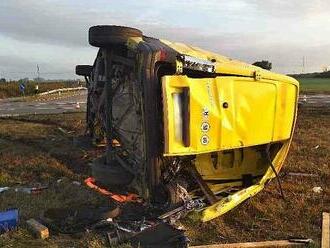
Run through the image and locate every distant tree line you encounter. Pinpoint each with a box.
[288,70,330,79]
[0,78,81,84]
[251,60,330,78]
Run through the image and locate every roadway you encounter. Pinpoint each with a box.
[0,91,87,117]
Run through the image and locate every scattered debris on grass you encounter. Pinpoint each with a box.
[0,109,328,247]
[106,221,188,247]
[286,172,318,178]
[85,177,140,203]
[0,187,10,193]
[41,205,119,234]
[26,218,49,240]
[312,186,323,194]
[0,209,19,234]
[57,127,75,135]
[57,127,68,135]
[14,186,48,194]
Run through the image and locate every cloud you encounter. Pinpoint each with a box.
[0,1,100,47]
[250,0,330,18]
[0,0,329,79]
[0,54,68,80]
[0,34,95,79]
[0,0,272,48]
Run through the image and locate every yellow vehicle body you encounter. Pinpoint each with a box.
[160,40,299,221]
[80,25,299,224]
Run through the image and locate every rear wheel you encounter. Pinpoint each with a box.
[89,25,143,47]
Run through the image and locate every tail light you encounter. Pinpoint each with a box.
[172,87,190,147]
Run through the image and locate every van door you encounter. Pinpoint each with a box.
[161,75,297,156]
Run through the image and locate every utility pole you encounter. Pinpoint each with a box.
[36,64,40,80]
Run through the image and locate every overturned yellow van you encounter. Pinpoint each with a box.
[76,25,299,222]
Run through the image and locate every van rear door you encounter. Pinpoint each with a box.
[162,75,297,156]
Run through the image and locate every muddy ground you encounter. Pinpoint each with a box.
[0,106,329,247]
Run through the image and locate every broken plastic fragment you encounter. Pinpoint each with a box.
[84,177,141,203]
[312,186,323,194]
[0,187,9,193]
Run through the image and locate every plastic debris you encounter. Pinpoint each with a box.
[303,95,307,102]
[75,102,80,109]
[313,145,320,149]
[58,127,74,134]
[15,186,48,194]
[41,205,119,234]
[106,221,188,247]
[0,187,10,193]
[287,172,318,178]
[288,238,314,244]
[57,127,68,134]
[84,177,140,203]
[0,209,19,234]
[312,186,323,194]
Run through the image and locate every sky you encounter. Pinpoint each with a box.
[0,0,329,80]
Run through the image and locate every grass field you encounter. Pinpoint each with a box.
[0,81,82,99]
[0,108,329,247]
[297,78,330,93]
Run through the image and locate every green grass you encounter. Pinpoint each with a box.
[0,81,82,99]
[297,78,330,93]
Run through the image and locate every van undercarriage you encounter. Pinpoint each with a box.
[75,25,299,223]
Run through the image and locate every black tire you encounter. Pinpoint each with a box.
[89,25,143,47]
[91,156,134,186]
[75,65,93,76]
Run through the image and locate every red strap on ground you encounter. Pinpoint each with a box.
[84,177,140,203]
